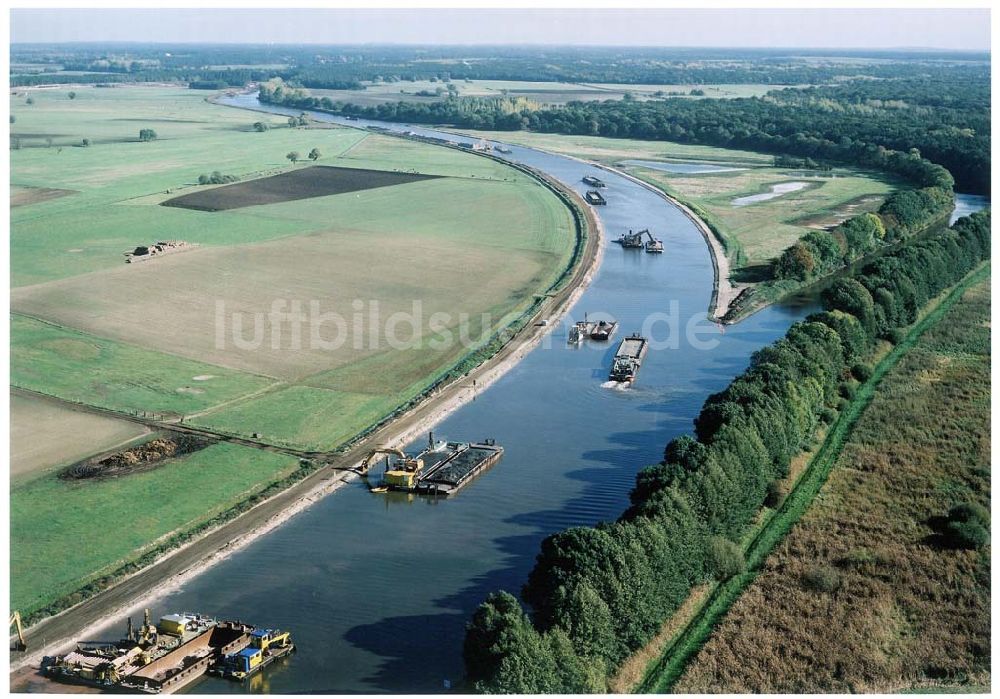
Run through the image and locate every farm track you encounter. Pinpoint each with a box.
[9,161,602,675]
[635,262,991,694]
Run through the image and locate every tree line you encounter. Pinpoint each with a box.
[259,73,985,194]
[462,208,990,693]
[772,185,955,282]
[14,44,986,90]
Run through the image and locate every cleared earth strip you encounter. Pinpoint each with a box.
[634,261,991,694]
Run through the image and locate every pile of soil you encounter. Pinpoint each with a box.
[61,435,210,480]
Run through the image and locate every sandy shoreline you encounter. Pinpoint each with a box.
[9,167,604,680]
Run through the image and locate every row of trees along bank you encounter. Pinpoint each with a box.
[461,209,990,693]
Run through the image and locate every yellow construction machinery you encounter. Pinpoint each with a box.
[138,608,158,646]
[360,447,425,491]
[10,610,26,651]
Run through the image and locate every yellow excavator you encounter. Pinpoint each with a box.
[359,447,425,492]
[10,610,26,651]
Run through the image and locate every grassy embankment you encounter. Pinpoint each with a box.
[10,85,580,621]
[635,262,991,693]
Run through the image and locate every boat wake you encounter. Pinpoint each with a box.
[601,380,631,390]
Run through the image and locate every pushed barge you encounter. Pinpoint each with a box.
[42,611,293,693]
[609,333,649,383]
[582,175,607,188]
[569,317,618,343]
[585,190,607,206]
[362,433,504,497]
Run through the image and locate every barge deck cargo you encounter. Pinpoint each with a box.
[365,435,504,496]
[609,333,649,383]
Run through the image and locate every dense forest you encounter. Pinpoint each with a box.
[463,210,991,692]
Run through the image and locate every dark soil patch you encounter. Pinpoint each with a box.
[161,165,441,212]
[60,434,211,480]
[11,186,77,207]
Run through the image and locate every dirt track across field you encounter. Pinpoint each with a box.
[161,165,439,211]
[8,165,603,683]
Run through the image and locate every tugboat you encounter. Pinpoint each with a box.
[609,333,649,383]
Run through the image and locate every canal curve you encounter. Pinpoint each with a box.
[124,94,965,693]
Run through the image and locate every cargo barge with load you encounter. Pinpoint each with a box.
[569,316,619,343]
[41,611,293,693]
[609,333,649,383]
[585,190,607,206]
[582,175,606,188]
[361,433,504,497]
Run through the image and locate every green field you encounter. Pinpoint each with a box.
[10,85,575,450]
[10,442,299,614]
[10,314,277,415]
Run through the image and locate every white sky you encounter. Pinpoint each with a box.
[8,8,991,50]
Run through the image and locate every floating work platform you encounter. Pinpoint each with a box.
[363,433,504,497]
[609,333,649,383]
[42,611,293,694]
[585,190,607,206]
[582,175,607,188]
[615,229,645,248]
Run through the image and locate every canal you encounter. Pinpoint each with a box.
[137,95,977,693]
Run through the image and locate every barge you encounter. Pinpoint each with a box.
[585,190,607,206]
[362,433,504,497]
[582,175,607,188]
[42,611,293,694]
[609,333,649,383]
[589,319,618,341]
[568,315,618,343]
